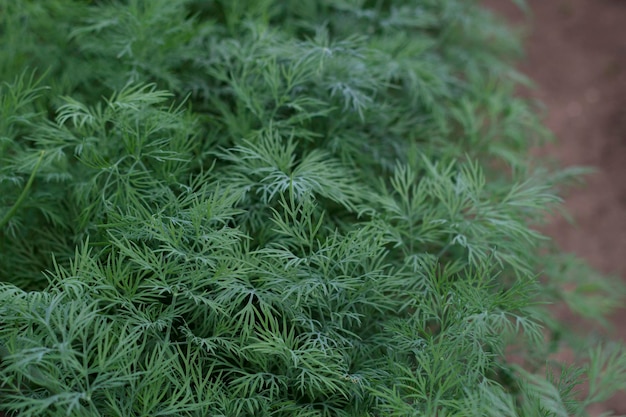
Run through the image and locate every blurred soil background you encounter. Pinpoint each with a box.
[485,0,626,414]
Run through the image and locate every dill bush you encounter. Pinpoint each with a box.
[1,0,625,416]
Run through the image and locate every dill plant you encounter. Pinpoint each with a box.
[0,0,625,416]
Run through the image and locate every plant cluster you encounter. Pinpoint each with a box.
[0,0,625,416]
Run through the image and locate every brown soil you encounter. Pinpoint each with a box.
[485,0,626,414]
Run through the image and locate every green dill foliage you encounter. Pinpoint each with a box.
[0,0,625,416]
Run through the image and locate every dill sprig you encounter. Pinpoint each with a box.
[1,0,625,416]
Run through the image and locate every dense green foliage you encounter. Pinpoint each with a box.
[1,0,625,416]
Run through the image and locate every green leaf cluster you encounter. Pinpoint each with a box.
[0,0,624,416]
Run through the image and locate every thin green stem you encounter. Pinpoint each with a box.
[0,151,45,230]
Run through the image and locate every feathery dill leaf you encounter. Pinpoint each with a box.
[0,0,624,416]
